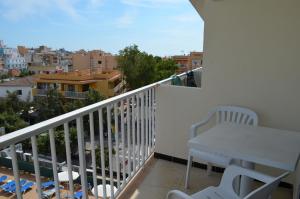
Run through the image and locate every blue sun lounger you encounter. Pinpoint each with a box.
[0,175,8,183]
[41,181,55,189]
[2,179,27,192]
[20,182,34,193]
[74,191,83,199]
[42,185,64,199]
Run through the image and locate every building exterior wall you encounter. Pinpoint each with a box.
[156,0,300,183]
[0,86,33,101]
[1,48,27,70]
[72,51,117,71]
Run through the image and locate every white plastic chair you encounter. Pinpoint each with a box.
[185,106,258,189]
[168,165,289,199]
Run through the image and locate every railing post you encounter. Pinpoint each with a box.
[64,123,75,199]
[107,105,115,198]
[89,113,98,199]
[114,103,121,189]
[31,136,42,199]
[120,100,126,184]
[49,129,61,199]
[131,96,136,173]
[76,117,88,199]
[99,108,107,199]
[141,92,145,164]
[10,144,22,199]
[126,98,132,179]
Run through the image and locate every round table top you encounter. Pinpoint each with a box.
[58,171,79,182]
[92,185,117,197]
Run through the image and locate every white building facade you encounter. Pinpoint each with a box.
[0,41,27,71]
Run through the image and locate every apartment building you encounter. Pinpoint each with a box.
[32,69,123,99]
[72,50,117,71]
[172,51,203,73]
[0,42,27,71]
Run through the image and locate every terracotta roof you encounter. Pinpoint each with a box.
[0,76,36,87]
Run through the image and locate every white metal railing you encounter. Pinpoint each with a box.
[0,67,201,199]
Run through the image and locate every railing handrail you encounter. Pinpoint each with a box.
[0,67,202,149]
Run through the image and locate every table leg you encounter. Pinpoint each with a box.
[231,159,242,195]
[240,161,255,197]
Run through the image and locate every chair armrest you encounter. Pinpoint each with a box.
[189,111,215,139]
[167,190,194,199]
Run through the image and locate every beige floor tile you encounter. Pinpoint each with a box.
[124,159,293,199]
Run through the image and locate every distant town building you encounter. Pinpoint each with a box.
[172,51,203,73]
[0,41,27,71]
[32,69,123,99]
[0,76,36,101]
[72,50,117,72]
[0,58,4,72]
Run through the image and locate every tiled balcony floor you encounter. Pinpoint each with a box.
[120,157,293,199]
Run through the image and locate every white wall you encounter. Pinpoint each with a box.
[156,0,300,183]
[0,86,33,101]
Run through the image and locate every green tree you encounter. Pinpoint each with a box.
[118,45,156,89]
[118,45,178,90]
[37,127,78,160]
[154,58,178,81]
[33,89,65,122]
[0,112,28,133]
[84,88,106,106]
[95,148,116,168]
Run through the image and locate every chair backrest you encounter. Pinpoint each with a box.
[219,165,288,199]
[214,106,258,126]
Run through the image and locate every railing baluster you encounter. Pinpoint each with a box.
[149,89,152,153]
[76,117,88,199]
[10,144,22,199]
[141,92,145,164]
[99,108,107,199]
[136,94,141,168]
[145,90,149,157]
[49,129,61,199]
[64,123,75,199]
[120,100,126,184]
[89,113,98,199]
[31,136,42,199]
[107,105,115,198]
[126,98,132,179]
[131,96,136,173]
[152,87,156,152]
[114,103,121,189]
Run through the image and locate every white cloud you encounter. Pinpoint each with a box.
[120,0,185,7]
[0,0,80,21]
[116,10,138,28]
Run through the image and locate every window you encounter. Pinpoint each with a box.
[16,90,22,95]
[68,85,75,92]
[98,61,102,64]
[82,84,89,92]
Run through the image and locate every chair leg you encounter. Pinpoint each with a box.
[185,155,193,189]
[206,162,212,176]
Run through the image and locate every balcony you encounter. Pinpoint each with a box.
[34,89,89,99]
[63,91,89,99]
[0,69,201,199]
[0,67,295,199]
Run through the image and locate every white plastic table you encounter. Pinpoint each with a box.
[58,171,79,182]
[188,123,300,199]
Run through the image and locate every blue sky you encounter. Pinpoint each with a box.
[0,0,204,56]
